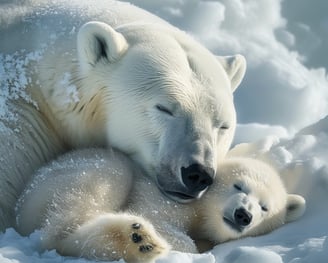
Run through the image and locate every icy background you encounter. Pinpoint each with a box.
[1,0,328,262]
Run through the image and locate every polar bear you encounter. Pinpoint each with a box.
[0,0,246,230]
[16,148,306,263]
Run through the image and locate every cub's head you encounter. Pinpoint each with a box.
[199,158,306,243]
[77,21,246,203]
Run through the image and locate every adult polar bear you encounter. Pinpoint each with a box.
[0,0,246,230]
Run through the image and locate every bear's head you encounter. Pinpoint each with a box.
[198,158,306,243]
[77,21,246,203]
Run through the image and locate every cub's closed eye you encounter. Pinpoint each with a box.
[156,104,173,116]
[233,184,242,191]
[261,205,268,212]
[221,125,230,130]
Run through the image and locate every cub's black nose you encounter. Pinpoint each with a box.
[234,208,252,226]
[181,163,214,193]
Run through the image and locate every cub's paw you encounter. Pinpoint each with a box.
[101,213,170,263]
[49,213,169,262]
[123,218,170,263]
[131,223,160,253]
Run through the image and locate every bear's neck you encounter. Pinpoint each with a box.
[35,63,109,148]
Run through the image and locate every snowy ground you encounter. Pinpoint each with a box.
[1,0,328,262]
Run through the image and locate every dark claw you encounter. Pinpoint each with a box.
[139,244,153,253]
[132,223,141,230]
[132,233,143,243]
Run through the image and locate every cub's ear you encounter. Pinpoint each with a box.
[285,194,306,223]
[217,54,246,92]
[77,21,128,73]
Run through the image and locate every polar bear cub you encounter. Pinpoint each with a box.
[16,149,305,263]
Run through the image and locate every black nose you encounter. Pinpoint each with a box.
[234,208,252,226]
[181,163,214,193]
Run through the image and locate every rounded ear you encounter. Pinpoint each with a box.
[285,194,306,223]
[217,54,247,92]
[77,21,128,74]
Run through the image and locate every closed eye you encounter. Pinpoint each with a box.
[261,205,268,212]
[233,184,242,191]
[220,124,230,130]
[213,120,230,130]
[156,104,173,116]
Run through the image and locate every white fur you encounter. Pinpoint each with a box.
[0,0,246,230]
[16,149,305,262]
[199,157,306,243]
[77,21,129,74]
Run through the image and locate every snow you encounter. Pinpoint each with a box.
[54,72,80,107]
[0,0,328,263]
[0,51,41,120]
